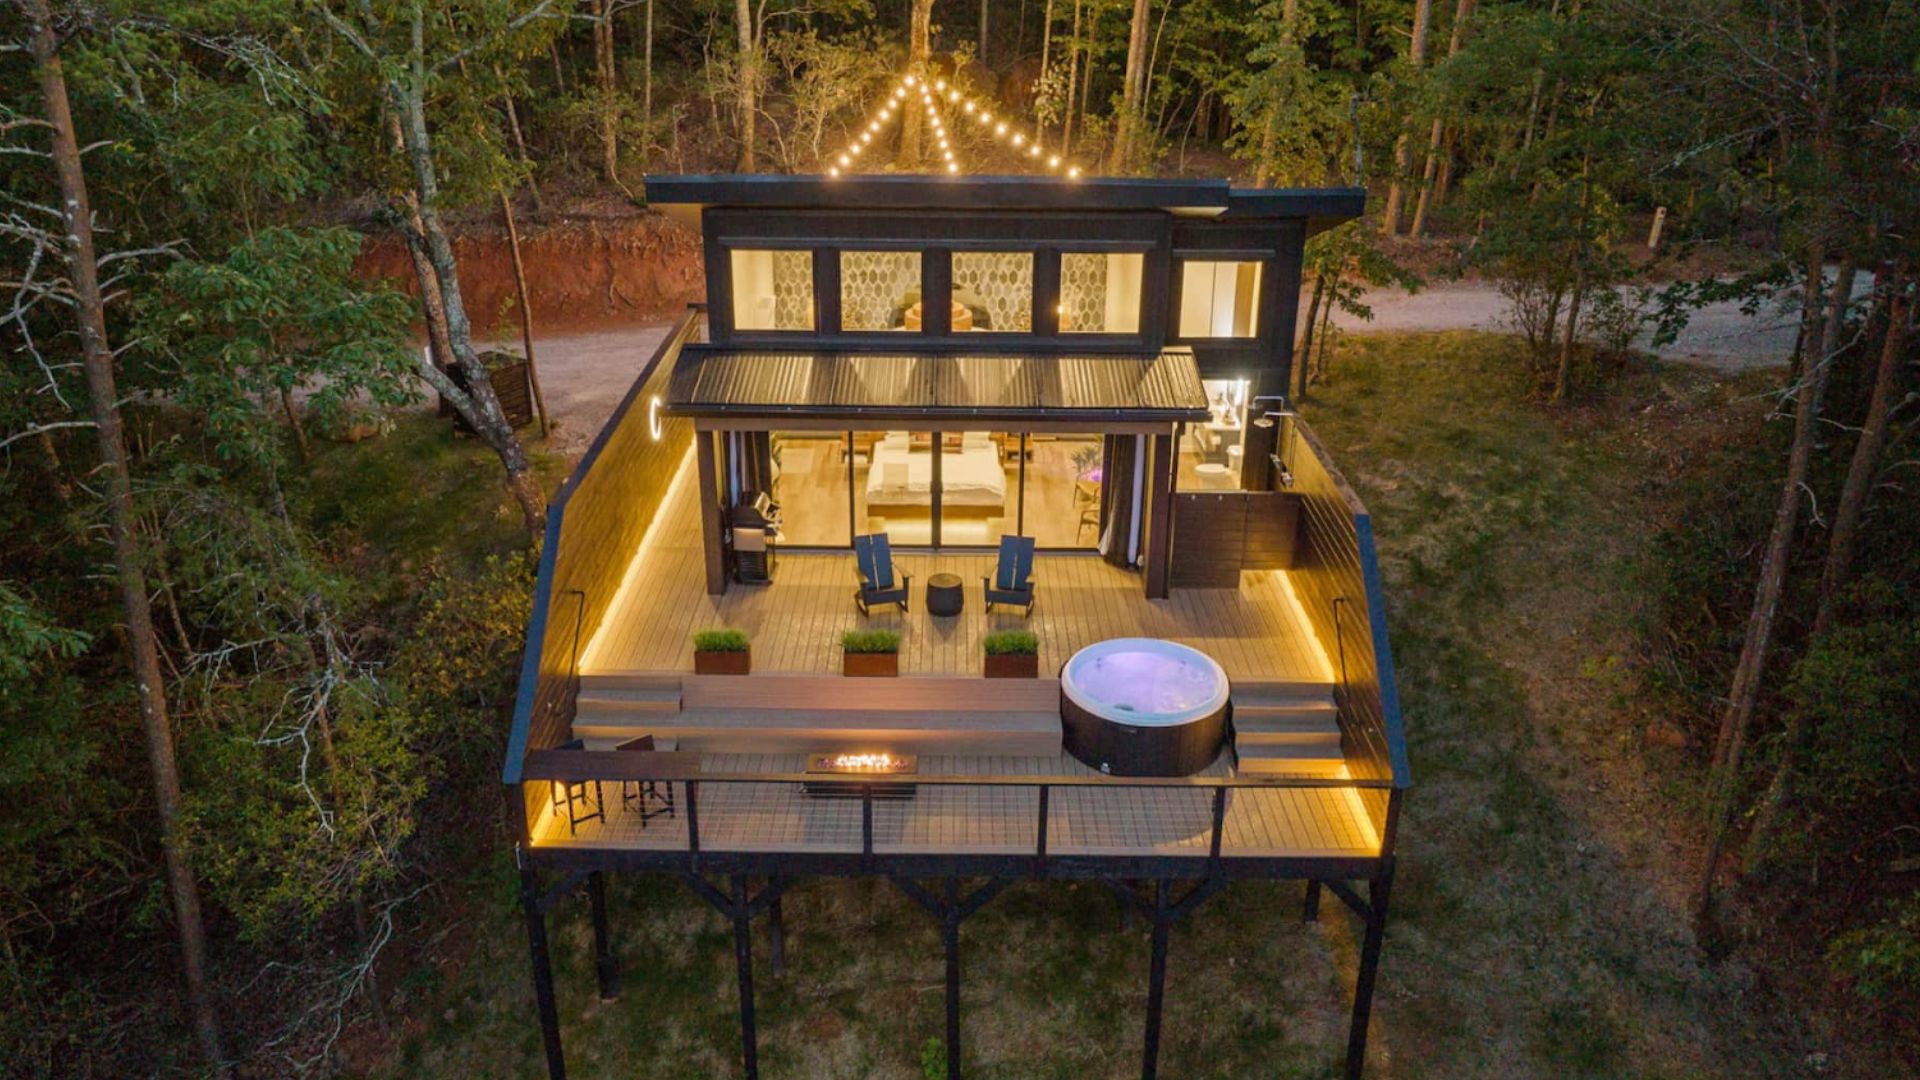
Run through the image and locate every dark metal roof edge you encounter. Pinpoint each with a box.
[1223,186,1368,222]
[660,402,1209,421]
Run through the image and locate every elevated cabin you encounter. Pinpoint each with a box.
[502,174,1408,1080]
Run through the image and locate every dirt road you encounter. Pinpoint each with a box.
[508,280,1799,449]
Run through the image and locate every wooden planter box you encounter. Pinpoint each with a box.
[843,652,899,677]
[694,649,751,675]
[984,653,1039,678]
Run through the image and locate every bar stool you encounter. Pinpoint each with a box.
[617,736,676,829]
[548,738,604,836]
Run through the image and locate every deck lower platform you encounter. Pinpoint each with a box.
[530,751,1381,862]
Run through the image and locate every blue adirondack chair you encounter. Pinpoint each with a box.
[982,535,1037,615]
[853,533,911,615]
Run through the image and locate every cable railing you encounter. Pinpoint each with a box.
[522,750,1392,864]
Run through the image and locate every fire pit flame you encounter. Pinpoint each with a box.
[827,752,901,771]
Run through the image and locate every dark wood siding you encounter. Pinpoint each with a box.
[1169,491,1300,587]
[503,309,703,837]
[1277,416,1409,845]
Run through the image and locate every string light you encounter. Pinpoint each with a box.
[826,73,1084,179]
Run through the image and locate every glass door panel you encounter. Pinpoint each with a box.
[770,431,851,546]
[1024,433,1104,548]
[937,430,1020,547]
[854,430,935,545]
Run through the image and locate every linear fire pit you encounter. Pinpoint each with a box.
[801,752,918,799]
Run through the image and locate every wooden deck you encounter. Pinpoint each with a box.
[579,448,1334,683]
[530,751,1381,859]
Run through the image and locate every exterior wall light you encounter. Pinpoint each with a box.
[648,395,664,440]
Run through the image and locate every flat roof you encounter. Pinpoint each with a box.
[645,174,1365,226]
[665,346,1210,422]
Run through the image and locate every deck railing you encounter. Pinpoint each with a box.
[523,751,1392,870]
[504,307,704,839]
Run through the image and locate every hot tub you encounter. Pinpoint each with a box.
[1060,639,1230,776]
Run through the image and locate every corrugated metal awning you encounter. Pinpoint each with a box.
[665,349,1210,422]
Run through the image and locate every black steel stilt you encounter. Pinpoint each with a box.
[589,871,620,1001]
[944,878,962,1080]
[732,874,759,1080]
[768,892,787,975]
[1141,879,1171,1080]
[1343,860,1396,1080]
[518,862,567,1080]
[1303,878,1322,923]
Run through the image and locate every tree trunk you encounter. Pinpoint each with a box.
[500,192,549,438]
[595,0,623,191]
[734,0,757,170]
[1697,243,1834,915]
[980,0,990,63]
[1108,0,1151,170]
[1411,0,1473,237]
[1312,283,1336,383]
[903,0,935,164]
[1381,0,1434,235]
[21,4,228,1071]
[1296,272,1325,400]
[280,387,312,463]
[1551,259,1587,404]
[1063,0,1082,154]
[496,79,544,214]
[390,70,545,534]
[643,0,655,162]
[1038,0,1054,138]
[1747,266,1911,859]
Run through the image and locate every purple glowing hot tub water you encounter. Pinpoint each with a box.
[1059,639,1231,776]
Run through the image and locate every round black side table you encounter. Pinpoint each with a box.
[926,572,964,617]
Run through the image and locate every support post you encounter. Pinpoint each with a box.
[1144,431,1175,599]
[732,874,760,1079]
[1344,860,1396,1080]
[944,878,962,1080]
[589,871,620,1001]
[768,892,787,975]
[1303,879,1322,923]
[1141,879,1171,1080]
[518,861,567,1080]
[696,429,728,596]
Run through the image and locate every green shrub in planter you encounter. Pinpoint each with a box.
[692,628,750,652]
[840,628,902,654]
[982,630,1038,656]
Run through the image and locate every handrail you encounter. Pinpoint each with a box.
[522,760,1392,790]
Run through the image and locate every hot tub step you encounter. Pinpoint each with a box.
[1235,728,1342,750]
[1235,743,1347,776]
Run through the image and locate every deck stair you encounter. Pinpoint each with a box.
[1231,680,1345,777]
[573,672,1064,757]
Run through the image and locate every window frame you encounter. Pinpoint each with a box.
[1170,255,1271,343]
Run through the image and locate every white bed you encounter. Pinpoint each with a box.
[864,432,1007,509]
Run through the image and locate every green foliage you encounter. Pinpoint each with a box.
[920,1035,948,1080]
[391,551,537,760]
[135,227,416,462]
[0,581,89,684]
[692,628,750,652]
[982,629,1038,656]
[840,628,901,654]
[1828,894,1920,1003]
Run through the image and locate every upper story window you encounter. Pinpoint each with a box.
[951,251,1034,333]
[1059,252,1144,334]
[840,251,923,332]
[1178,260,1263,338]
[730,249,815,331]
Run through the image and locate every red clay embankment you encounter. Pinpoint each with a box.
[354,210,705,336]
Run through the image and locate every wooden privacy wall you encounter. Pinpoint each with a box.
[1276,416,1409,841]
[503,309,702,838]
[1169,491,1301,587]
